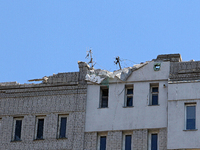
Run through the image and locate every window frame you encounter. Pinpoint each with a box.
[97,132,107,150]
[35,116,45,140]
[185,103,196,130]
[148,131,159,150]
[149,83,159,106]
[124,85,134,107]
[99,86,109,108]
[57,115,68,139]
[122,131,132,150]
[12,117,23,141]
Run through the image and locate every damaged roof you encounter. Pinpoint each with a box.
[85,61,149,84]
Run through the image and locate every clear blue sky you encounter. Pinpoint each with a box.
[1,1,200,84]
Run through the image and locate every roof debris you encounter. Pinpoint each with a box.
[85,61,149,84]
[28,76,48,83]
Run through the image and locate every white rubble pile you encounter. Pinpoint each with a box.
[85,62,149,84]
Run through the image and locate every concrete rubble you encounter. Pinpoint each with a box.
[85,61,149,84]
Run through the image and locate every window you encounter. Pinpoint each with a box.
[185,103,196,130]
[148,132,158,150]
[100,136,106,150]
[97,133,107,150]
[125,85,133,107]
[123,134,132,150]
[149,84,159,105]
[58,115,68,138]
[35,117,45,140]
[125,135,132,150]
[13,118,23,141]
[100,87,109,108]
[153,63,161,71]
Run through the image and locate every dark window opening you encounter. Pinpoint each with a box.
[100,136,106,150]
[59,117,67,138]
[127,89,133,95]
[152,87,158,93]
[151,134,157,150]
[125,135,132,150]
[126,97,133,106]
[125,85,133,107]
[150,85,159,105]
[101,88,108,108]
[36,119,44,139]
[14,120,22,141]
[152,95,158,105]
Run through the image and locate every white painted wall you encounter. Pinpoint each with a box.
[168,82,200,149]
[168,82,200,101]
[85,62,170,132]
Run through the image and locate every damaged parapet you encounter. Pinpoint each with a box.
[41,61,89,85]
[26,61,89,85]
[85,62,149,84]
[78,61,90,84]
[154,53,182,62]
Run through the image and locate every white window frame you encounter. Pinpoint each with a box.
[57,115,68,139]
[185,103,196,130]
[100,86,109,108]
[12,117,23,141]
[35,116,45,140]
[122,131,132,150]
[149,83,159,105]
[124,85,134,107]
[97,132,107,150]
[148,130,159,150]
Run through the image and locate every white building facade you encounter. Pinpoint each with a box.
[84,54,200,150]
[167,61,200,150]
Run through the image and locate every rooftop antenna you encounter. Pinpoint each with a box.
[114,56,122,70]
[86,48,95,68]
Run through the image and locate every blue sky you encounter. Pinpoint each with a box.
[1,1,200,83]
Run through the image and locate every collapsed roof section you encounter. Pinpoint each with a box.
[85,62,149,84]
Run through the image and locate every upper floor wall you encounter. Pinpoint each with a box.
[168,82,200,101]
[126,61,170,82]
[85,61,170,132]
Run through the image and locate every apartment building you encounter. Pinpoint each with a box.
[1,54,200,150]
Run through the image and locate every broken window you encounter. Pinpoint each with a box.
[153,63,161,71]
[100,87,109,108]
